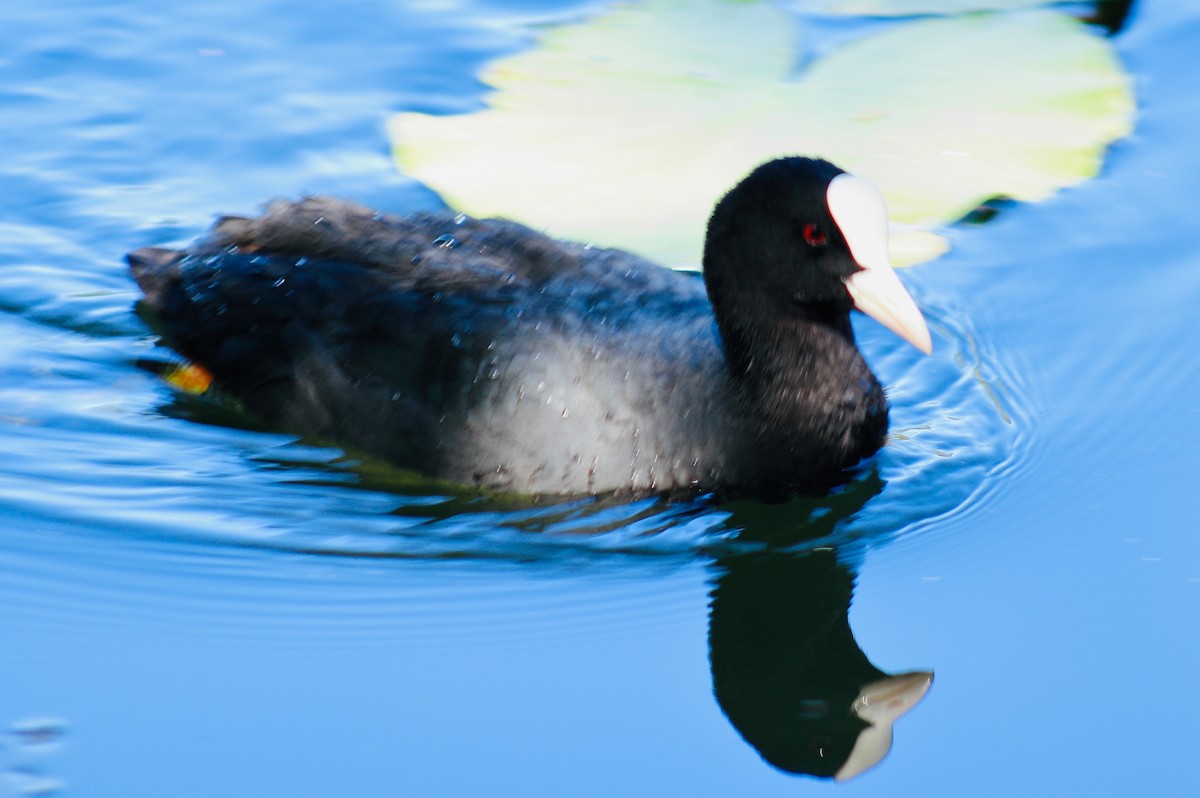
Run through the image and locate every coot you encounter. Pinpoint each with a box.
[129,157,930,497]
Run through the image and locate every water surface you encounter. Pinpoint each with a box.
[0,1,1197,796]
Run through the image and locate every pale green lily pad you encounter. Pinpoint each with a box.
[391,0,1133,268]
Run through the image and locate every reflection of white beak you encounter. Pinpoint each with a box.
[836,670,935,782]
[828,174,933,355]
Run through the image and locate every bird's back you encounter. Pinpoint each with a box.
[130,197,737,495]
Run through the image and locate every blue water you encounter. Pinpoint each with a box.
[1,1,1197,795]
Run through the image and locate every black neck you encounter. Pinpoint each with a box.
[718,305,857,383]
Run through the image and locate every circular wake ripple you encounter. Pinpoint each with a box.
[129,285,1029,561]
[0,262,1030,564]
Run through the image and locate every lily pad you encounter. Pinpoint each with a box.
[391,0,1133,268]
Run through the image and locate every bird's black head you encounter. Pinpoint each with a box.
[702,157,931,357]
[703,158,856,316]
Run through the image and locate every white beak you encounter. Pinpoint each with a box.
[828,174,933,355]
[835,670,935,781]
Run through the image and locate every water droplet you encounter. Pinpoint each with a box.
[561,408,569,419]
[295,256,309,267]
[433,234,457,249]
[273,277,285,288]
[411,254,423,265]
[453,212,468,225]
[536,381,546,393]
[451,333,462,347]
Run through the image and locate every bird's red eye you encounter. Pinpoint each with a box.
[803,223,827,247]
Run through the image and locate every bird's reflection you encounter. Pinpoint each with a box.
[708,472,933,780]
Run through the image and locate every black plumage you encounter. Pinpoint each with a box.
[129,157,928,497]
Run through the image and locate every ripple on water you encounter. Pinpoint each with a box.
[0,253,1031,566]
[851,286,1035,548]
[0,717,68,798]
[125,290,1030,562]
